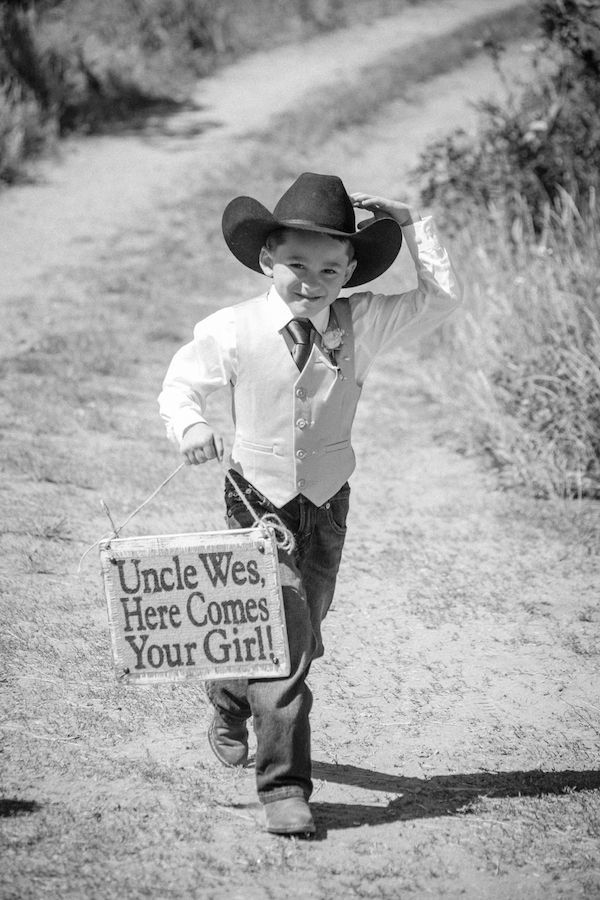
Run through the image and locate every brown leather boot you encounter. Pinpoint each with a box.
[264,797,315,836]
[208,710,249,768]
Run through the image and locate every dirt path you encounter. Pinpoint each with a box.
[1,2,599,899]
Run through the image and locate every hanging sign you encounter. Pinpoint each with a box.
[99,528,290,684]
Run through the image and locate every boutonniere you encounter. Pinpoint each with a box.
[322,327,344,352]
[322,311,345,372]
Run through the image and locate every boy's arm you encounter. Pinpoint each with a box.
[348,192,462,378]
[158,308,236,465]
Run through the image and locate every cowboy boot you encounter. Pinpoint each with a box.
[208,710,249,768]
[264,797,315,836]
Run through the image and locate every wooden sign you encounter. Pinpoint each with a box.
[99,528,290,684]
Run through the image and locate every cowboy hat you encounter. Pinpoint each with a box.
[221,172,402,287]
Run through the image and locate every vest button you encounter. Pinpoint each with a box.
[297,478,306,488]
[295,387,306,400]
[296,449,307,459]
[296,418,307,429]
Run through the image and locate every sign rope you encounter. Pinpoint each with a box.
[223,469,295,554]
[77,460,295,575]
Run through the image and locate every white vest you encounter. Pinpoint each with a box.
[230,295,362,506]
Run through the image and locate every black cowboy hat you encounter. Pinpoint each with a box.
[221,172,402,288]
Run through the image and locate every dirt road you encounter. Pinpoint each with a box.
[1,1,599,898]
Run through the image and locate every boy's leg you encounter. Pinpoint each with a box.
[298,484,350,660]
[246,484,350,804]
[246,546,316,801]
[205,475,317,802]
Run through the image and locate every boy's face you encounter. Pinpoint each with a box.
[259,229,357,318]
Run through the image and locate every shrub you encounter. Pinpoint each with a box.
[0,80,45,183]
[414,0,600,232]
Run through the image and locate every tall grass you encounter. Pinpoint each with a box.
[414,0,600,499]
[420,191,600,499]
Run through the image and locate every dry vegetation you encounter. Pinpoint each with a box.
[412,0,600,498]
[418,194,600,498]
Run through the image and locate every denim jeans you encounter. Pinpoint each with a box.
[205,470,350,804]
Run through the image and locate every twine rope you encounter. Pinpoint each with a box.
[77,461,187,573]
[77,458,295,574]
[224,469,295,553]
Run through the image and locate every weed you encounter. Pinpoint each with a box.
[21,549,56,575]
[39,516,72,542]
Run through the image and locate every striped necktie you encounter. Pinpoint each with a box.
[286,318,314,371]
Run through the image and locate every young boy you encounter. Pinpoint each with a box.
[159,172,461,836]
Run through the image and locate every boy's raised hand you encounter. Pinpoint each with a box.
[180,422,224,465]
[350,192,418,227]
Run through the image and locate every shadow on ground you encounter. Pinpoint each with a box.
[311,762,600,834]
[0,798,41,817]
[92,100,224,139]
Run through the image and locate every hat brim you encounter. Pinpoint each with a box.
[222,196,402,287]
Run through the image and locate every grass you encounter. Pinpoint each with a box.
[416,189,600,499]
[407,0,600,498]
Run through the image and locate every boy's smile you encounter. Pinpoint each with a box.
[259,229,357,318]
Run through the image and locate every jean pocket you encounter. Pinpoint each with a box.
[226,480,271,527]
[324,494,349,535]
[226,498,257,528]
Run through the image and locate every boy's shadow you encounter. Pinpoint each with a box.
[310,761,600,837]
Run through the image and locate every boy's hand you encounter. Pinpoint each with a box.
[180,422,224,465]
[350,192,419,227]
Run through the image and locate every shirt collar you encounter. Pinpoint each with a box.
[267,286,331,335]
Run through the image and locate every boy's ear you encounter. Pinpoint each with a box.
[343,258,358,285]
[259,246,274,277]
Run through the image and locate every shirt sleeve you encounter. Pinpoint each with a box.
[349,215,462,384]
[158,306,237,445]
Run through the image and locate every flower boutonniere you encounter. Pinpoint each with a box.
[322,327,344,352]
[322,313,346,374]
